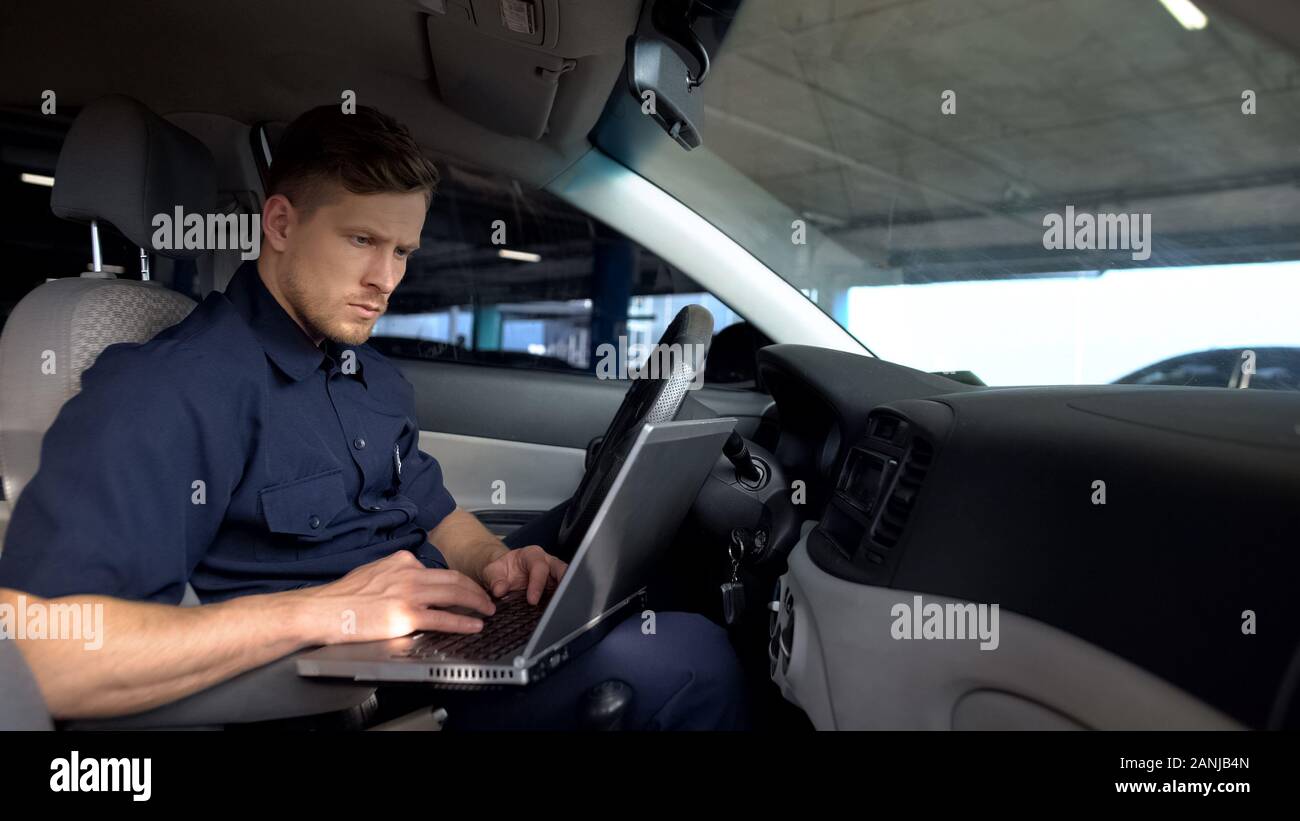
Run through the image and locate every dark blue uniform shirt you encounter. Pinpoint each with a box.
[0,261,456,603]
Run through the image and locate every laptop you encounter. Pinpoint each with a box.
[296,417,736,687]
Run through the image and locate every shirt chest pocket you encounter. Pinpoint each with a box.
[258,469,350,542]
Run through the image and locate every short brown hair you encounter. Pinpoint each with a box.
[266,104,439,212]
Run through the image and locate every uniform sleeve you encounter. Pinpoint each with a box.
[0,342,247,603]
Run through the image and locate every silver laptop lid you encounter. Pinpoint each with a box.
[520,417,736,661]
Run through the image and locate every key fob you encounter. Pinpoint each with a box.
[721,580,747,625]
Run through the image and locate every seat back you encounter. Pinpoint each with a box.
[0,95,214,552]
[0,279,196,505]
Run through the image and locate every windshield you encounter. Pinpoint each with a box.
[632,0,1300,390]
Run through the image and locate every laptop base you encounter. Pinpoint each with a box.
[295,589,646,688]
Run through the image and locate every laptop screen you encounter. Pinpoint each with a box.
[522,418,736,658]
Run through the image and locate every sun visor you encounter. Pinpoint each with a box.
[425,0,575,140]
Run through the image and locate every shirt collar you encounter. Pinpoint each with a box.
[321,338,369,388]
[224,261,332,382]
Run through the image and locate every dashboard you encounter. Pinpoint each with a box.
[754,344,1300,729]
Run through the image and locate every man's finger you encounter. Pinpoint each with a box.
[411,608,484,635]
[478,554,516,596]
[480,558,509,597]
[548,556,569,583]
[402,569,496,613]
[416,567,491,597]
[526,553,549,605]
[403,581,496,616]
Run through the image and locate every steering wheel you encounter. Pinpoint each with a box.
[556,304,716,551]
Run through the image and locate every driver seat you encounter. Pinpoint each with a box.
[0,96,211,610]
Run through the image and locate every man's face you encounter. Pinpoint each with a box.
[275,186,427,346]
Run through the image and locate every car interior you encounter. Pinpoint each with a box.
[1,0,1299,732]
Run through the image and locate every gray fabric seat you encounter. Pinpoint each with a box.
[0,96,213,583]
[0,96,217,728]
[0,279,198,508]
[0,638,54,730]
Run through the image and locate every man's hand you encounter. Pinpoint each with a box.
[286,550,497,645]
[427,508,568,604]
[481,544,568,605]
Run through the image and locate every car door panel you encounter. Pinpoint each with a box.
[393,360,773,520]
[419,429,584,515]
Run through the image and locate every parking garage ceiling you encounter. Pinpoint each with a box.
[703,0,1300,281]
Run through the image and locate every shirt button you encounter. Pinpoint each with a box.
[369,504,382,511]
[353,438,366,450]
[308,515,321,529]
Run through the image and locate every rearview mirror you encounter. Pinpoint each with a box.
[626,36,704,150]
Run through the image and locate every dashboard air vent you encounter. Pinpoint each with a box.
[869,438,933,550]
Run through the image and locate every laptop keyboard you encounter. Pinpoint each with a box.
[403,589,553,662]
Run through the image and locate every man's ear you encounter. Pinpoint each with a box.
[261,193,297,253]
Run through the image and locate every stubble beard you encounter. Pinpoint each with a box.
[282,265,375,347]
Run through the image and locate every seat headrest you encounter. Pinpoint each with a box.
[51,95,217,258]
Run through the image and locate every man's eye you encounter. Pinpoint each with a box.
[395,248,410,259]
[351,235,371,247]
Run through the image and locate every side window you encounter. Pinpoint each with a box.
[369,162,752,383]
[0,111,203,335]
[0,113,86,332]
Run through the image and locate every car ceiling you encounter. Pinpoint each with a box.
[0,0,643,187]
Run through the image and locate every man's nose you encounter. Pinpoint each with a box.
[363,254,401,296]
